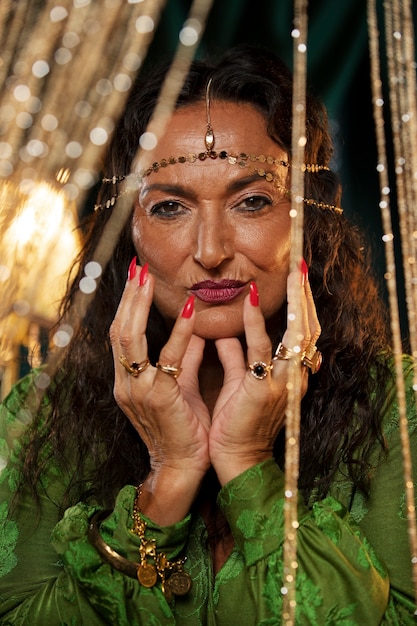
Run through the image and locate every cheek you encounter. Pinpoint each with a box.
[238,220,291,271]
[132,218,182,271]
[241,226,291,314]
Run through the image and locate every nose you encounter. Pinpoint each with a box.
[193,211,233,269]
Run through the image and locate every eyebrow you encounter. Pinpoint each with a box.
[140,182,198,202]
[140,170,279,199]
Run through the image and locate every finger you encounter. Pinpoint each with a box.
[216,337,246,380]
[154,295,196,383]
[268,267,311,387]
[110,260,154,376]
[179,334,205,387]
[280,267,310,354]
[304,276,321,345]
[243,283,273,381]
[215,337,246,407]
[278,266,321,389]
[178,335,210,428]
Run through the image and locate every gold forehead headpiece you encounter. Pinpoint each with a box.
[95,78,342,214]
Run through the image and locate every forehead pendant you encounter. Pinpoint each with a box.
[204,77,215,152]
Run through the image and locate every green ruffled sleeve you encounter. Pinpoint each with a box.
[0,374,192,626]
[1,484,192,625]
[50,486,192,625]
[217,459,390,625]
[1,481,193,625]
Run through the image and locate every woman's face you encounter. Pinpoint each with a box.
[132,101,292,339]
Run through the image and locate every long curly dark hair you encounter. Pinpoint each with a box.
[21,45,391,508]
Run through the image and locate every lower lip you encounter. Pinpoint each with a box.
[191,286,246,303]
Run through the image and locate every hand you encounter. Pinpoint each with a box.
[209,265,321,485]
[109,261,210,523]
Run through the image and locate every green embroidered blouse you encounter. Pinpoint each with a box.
[0,358,416,625]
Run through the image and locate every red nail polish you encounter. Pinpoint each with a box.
[300,258,308,284]
[181,295,194,318]
[128,256,137,280]
[139,262,149,286]
[249,281,259,306]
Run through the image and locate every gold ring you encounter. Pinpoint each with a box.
[156,362,182,379]
[303,341,318,360]
[248,360,273,380]
[301,344,322,374]
[119,355,150,377]
[272,342,301,363]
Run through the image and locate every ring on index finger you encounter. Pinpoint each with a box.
[156,362,182,379]
[119,355,150,377]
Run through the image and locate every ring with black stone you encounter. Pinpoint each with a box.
[248,360,274,380]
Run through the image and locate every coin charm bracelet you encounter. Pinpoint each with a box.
[132,485,192,601]
[87,485,192,602]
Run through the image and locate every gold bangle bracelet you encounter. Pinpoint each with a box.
[87,510,139,579]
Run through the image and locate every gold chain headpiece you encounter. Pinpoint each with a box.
[95,154,342,213]
[95,77,342,213]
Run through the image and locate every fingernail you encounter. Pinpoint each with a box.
[249,281,259,306]
[300,258,309,285]
[128,256,137,280]
[139,262,149,286]
[181,295,194,318]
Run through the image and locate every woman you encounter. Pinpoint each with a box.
[0,46,415,624]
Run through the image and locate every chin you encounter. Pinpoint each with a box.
[193,311,245,341]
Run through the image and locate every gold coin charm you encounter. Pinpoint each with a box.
[162,579,173,603]
[168,571,192,596]
[137,562,158,588]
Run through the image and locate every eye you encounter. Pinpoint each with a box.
[149,201,186,218]
[235,195,273,212]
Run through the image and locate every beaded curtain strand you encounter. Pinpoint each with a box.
[281,1,309,624]
[386,0,417,350]
[383,3,417,340]
[0,0,166,193]
[367,0,417,605]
